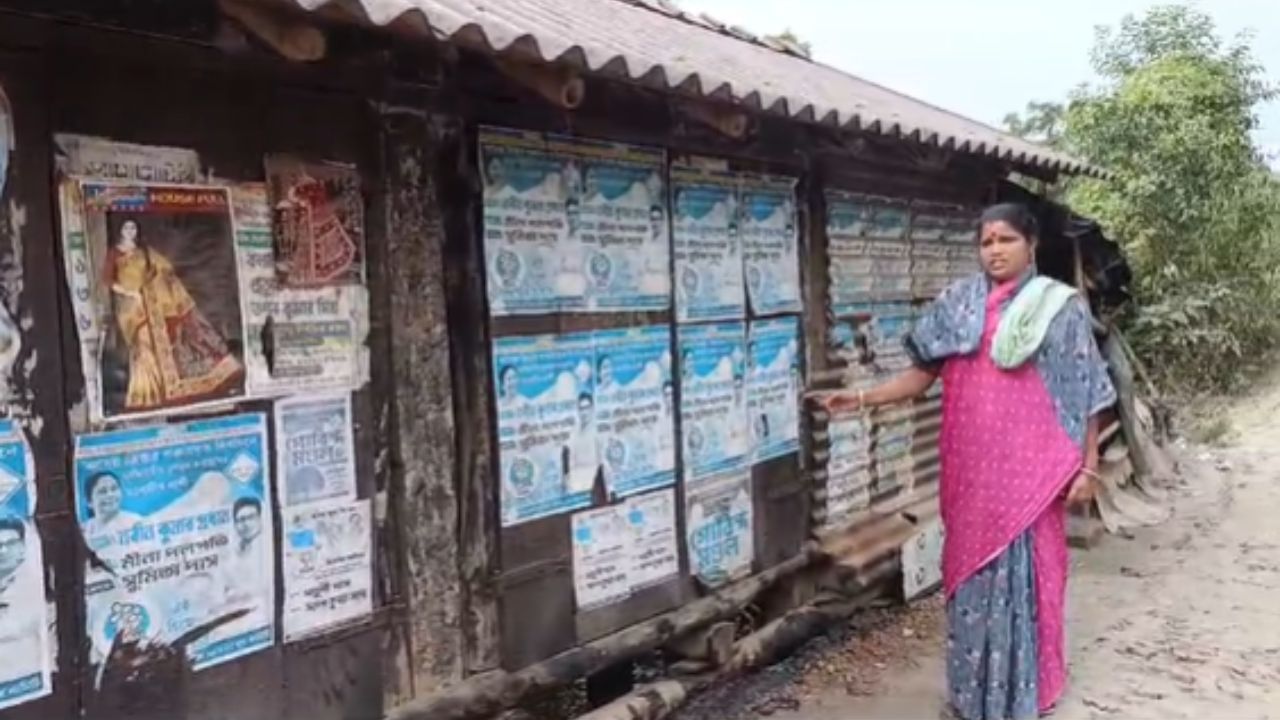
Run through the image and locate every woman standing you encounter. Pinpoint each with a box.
[105,217,242,412]
[815,204,1114,719]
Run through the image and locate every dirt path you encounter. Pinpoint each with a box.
[675,389,1280,720]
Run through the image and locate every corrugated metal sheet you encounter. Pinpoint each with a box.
[285,0,1101,177]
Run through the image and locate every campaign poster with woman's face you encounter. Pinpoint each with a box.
[79,183,247,420]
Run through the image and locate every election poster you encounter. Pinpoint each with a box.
[0,421,51,711]
[874,406,916,495]
[747,317,801,463]
[481,127,584,315]
[678,321,748,482]
[274,393,356,507]
[68,182,247,421]
[265,155,364,288]
[74,413,274,671]
[672,163,745,322]
[571,504,631,610]
[493,332,596,526]
[550,135,669,311]
[825,415,872,527]
[740,174,801,315]
[282,497,372,640]
[570,489,679,611]
[685,469,753,588]
[232,184,364,397]
[626,488,679,592]
[825,191,912,312]
[593,326,675,499]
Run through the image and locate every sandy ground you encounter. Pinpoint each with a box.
[674,387,1280,720]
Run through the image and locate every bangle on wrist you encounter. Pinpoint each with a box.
[1080,467,1101,481]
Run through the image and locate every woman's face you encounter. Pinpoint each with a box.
[978,220,1034,282]
[91,475,123,520]
[117,221,139,252]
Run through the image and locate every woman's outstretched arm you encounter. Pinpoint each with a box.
[809,365,939,414]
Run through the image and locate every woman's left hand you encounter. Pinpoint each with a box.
[1065,471,1098,507]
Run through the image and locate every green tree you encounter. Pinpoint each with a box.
[1016,5,1280,390]
[1002,100,1066,148]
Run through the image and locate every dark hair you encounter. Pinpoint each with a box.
[662,380,674,391]
[565,198,580,210]
[577,392,593,406]
[84,471,122,519]
[499,365,517,380]
[0,516,24,541]
[978,203,1039,244]
[233,497,262,518]
[597,355,611,371]
[650,205,664,217]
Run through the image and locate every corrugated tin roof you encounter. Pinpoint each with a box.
[287,0,1101,177]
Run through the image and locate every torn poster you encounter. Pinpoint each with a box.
[571,504,631,610]
[74,413,274,670]
[551,135,669,311]
[265,155,364,288]
[274,393,356,507]
[625,488,679,592]
[593,326,675,499]
[672,163,745,322]
[480,127,584,315]
[678,321,748,482]
[493,332,596,526]
[825,191,912,312]
[53,134,202,185]
[0,85,11,199]
[231,184,363,396]
[282,497,372,641]
[685,469,753,588]
[0,420,52,711]
[747,317,801,463]
[740,173,801,315]
[63,182,247,421]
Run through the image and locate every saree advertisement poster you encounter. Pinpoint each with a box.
[551,135,670,312]
[232,184,364,397]
[264,155,365,288]
[493,332,596,526]
[672,164,745,323]
[740,174,801,316]
[73,413,275,671]
[0,421,51,711]
[678,321,748,482]
[593,326,676,499]
[685,469,753,588]
[747,317,801,463]
[825,415,871,527]
[66,181,247,422]
[273,393,357,508]
[480,128,584,315]
[570,488,679,611]
[282,497,372,641]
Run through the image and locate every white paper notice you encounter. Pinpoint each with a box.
[282,498,373,641]
[571,505,631,610]
[626,489,679,592]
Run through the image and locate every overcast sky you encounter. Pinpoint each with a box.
[677,0,1280,160]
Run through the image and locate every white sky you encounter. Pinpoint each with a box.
[676,0,1280,160]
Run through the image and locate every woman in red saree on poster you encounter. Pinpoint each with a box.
[814,204,1115,720]
[105,216,243,413]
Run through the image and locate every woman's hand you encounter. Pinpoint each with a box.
[1065,470,1099,507]
[808,389,862,414]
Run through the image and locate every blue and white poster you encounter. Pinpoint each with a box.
[481,127,584,315]
[0,421,51,711]
[553,135,670,311]
[741,174,801,315]
[494,332,597,526]
[73,413,275,671]
[626,488,679,592]
[826,415,872,528]
[594,326,676,499]
[672,164,745,322]
[747,317,801,463]
[678,321,748,481]
[685,470,753,587]
[826,191,912,312]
